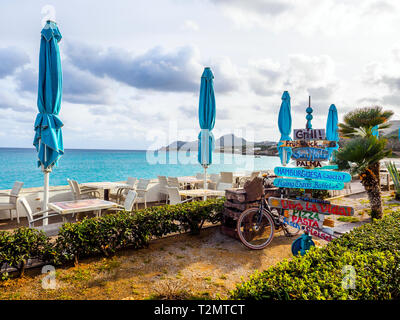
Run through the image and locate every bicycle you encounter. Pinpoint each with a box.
[236,174,300,250]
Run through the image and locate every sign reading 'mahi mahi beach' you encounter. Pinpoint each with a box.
[273,178,344,190]
[274,166,351,183]
[269,197,354,216]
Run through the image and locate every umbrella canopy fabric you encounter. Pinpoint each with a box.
[33,21,64,169]
[277,91,292,165]
[326,104,339,160]
[197,67,216,167]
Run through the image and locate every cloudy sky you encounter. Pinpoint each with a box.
[1,0,400,150]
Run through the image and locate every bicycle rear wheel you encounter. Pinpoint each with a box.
[237,207,275,250]
[269,208,301,237]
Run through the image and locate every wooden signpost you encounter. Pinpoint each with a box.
[274,166,351,183]
[268,197,354,216]
[280,140,337,148]
[272,96,346,253]
[273,178,344,190]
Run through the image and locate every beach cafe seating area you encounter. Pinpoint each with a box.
[0,171,267,235]
[0,167,380,236]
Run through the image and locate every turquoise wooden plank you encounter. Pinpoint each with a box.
[273,178,344,190]
[274,166,351,182]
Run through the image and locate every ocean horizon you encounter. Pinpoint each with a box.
[0,147,281,190]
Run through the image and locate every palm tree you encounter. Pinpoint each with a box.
[335,106,393,219]
[339,106,394,138]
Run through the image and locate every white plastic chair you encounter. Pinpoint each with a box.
[208,174,220,190]
[106,191,138,214]
[158,176,169,202]
[195,173,206,189]
[18,197,66,237]
[115,177,137,203]
[219,172,233,189]
[0,181,24,223]
[220,172,233,184]
[70,180,100,200]
[167,177,180,189]
[136,179,150,209]
[166,187,192,205]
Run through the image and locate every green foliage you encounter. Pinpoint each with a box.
[337,216,359,223]
[0,198,225,274]
[386,161,400,195]
[335,136,391,175]
[339,106,393,138]
[54,212,150,264]
[0,228,53,276]
[230,211,400,300]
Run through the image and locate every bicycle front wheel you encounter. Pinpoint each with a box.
[237,207,275,250]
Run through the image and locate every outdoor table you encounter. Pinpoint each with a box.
[177,177,211,189]
[48,199,118,218]
[81,182,131,200]
[179,189,226,199]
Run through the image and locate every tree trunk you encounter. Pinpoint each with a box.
[360,163,383,219]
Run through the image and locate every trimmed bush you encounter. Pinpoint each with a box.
[230,211,400,300]
[55,198,224,264]
[0,198,224,273]
[0,227,53,276]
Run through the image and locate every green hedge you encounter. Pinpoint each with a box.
[0,198,224,274]
[0,227,54,276]
[230,211,400,300]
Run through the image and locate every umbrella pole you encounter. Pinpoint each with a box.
[203,166,208,201]
[282,149,287,167]
[42,144,50,226]
[42,169,49,226]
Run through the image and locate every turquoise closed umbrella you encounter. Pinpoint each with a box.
[197,67,216,199]
[326,104,339,161]
[33,21,64,222]
[277,91,292,165]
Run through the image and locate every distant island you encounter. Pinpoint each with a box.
[159,133,279,156]
[159,120,400,158]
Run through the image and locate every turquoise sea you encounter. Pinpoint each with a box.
[0,148,281,190]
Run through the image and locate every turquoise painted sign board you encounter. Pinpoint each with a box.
[274,166,351,183]
[273,178,344,190]
[291,147,330,161]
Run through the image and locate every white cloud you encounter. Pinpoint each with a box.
[182,20,199,31]
[211,0,399,36]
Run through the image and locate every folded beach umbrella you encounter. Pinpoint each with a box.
[277,91,292,165]
[33,21,64,223]
[326,104,339,161]
[198,67,216,200]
